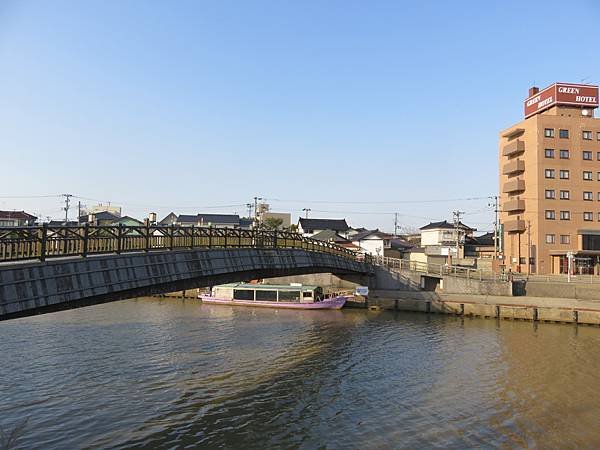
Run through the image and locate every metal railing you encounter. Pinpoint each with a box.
[373,255,500,281]
[0,225,367,263]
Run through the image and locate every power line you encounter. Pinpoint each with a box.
[269,196,492,205]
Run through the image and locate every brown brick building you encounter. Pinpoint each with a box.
[500,82,600,275]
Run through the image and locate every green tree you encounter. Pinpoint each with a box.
[262,217,283,230]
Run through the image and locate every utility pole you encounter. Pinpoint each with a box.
[62,193,73,225]
[453,210,464,262]
[253,196,264,227]
[77,201,82,225]
[302,208,311,219]
[527,220,531,275]
[489,196,499,260]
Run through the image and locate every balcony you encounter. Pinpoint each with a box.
[502,139,525,157]
[502,179,525,193]
[504,219,526,233]
[502,159,525,175]
[503,199,525,212]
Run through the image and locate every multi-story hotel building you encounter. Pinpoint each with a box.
[499,82,600,275]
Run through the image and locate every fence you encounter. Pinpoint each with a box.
[0,225,365,263]
[373,255,499,280]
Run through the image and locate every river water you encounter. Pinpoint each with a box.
[1,298,600,449]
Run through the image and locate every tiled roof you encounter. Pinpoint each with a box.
[420,220,473,231]
[0,210,36,220]
[299,218,349,232]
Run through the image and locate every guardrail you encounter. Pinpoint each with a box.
[0,225,367,263]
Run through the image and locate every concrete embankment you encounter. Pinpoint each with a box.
[357,290,600,325]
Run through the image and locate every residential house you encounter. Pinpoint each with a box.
[311,229,361,251]
[111,216,144,226]
[297,218,349,237]
[159,213,249,229]
[0,211,37,227]
[349,229,413,257]
[419,220,475,261]
[464,232,496,258]
[80,211,121,226]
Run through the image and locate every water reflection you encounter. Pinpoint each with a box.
[0,299,599,449]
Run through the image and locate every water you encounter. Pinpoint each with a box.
[1,298,600,449]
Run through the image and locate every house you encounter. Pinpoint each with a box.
[239,218,254,229]
[419,220,475,260]
[80,211,121,226]
[348,229,400,256]
[159,213,244,228]
[0,211,37,227]
[111,216,144,226]
[297,218,349,237]
[464,232,496,258]
[311,229,361,251]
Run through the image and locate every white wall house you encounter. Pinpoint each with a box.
[351,230,393,256]
[297,218,349,237]
[419,220,474,259]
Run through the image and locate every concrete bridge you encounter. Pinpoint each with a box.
[0,225,373,320]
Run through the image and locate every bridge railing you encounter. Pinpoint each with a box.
[0,224,369,263]
[373,255,500,280]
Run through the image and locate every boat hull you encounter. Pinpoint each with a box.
[199,295,347,310]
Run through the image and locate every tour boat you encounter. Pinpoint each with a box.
[199,283,347,310]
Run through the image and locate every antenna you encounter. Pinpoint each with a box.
[581,76,591,84]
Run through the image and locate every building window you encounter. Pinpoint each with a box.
[583,131,592,140]
[559,129,569,139]
[560,211,570,220]
[546,234,556,244]
[545,169,555,179]
[545,210,556,220]
[560,149,570,159]
[583,151,593,160]
[559,170,569,179]
[545,149,554,158]
[584,212,594,221]
[597,152,600,161]
[560,235,570,244]
[598,212,600,221]
[584,171,593,180]
[559,190,570,200]
[545,189,556,199]
[584,191,593,201]
[545,128,555,138]
[597,131,600,141]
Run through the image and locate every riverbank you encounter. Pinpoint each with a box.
[356,290,600,325]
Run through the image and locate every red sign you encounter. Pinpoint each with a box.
[524,83,599,118]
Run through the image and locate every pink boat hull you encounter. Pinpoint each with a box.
[199,295,347,310]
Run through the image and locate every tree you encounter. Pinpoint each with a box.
[262,217,283,230]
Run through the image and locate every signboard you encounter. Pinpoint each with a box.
[524,83,599,118]
[355,286,369,297]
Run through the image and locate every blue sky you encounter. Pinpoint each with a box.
[1,0,599,232]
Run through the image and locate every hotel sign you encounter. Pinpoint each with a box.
[524,83,599,118]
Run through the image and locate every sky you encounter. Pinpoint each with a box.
[1,0,599,233]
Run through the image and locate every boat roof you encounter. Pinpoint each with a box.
[215,283,320,290]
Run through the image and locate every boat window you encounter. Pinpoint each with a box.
[278,290,301,301]
[255,290,277,301]
[302,291,313,298]
[233,289,254,300]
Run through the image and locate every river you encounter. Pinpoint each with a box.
[1,297,600,449]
